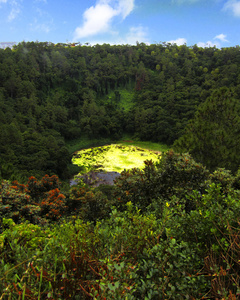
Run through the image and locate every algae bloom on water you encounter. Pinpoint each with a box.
[72,144,161,174]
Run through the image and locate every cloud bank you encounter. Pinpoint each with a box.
[73,0,135,41]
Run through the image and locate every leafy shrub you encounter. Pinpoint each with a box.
[0,216,137,299]
[164,183,240,257]
[26,174,60,201]
[133,238,209,299]
[208,168,235,194]
[0,175,66,224]
[114,150,209,213]
[0,180,40,224]
[39,188,66,221]
[96,202,162,258]
[67,183,116,222]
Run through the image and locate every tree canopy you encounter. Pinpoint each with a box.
[173,87,240,172]
[1,42,240,178]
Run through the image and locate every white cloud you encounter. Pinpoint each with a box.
[125,26,149,45]
[197,40,219,47]
[73,0,135,41]
[214,33,229,42]
[8,0,21,22]
[167,37,187,45]
[223,0,240,17]
[118,0,134,18]
[0,0,8,3]
[74,4,117,39]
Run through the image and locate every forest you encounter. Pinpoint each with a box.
[1,41,240,179]
[1,41,240,298]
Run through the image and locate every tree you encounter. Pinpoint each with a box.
[173,87,240,172]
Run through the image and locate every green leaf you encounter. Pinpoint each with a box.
[108,283,116,291]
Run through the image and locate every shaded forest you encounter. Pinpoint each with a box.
[1,41,240,179]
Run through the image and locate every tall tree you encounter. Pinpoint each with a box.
[173,87,240,172]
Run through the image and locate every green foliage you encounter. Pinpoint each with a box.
[67,185,112,222]
[2,42,240,178]
[114,150,209,213]
[208,168,235,194]
[174,87,240,173]
[3,40,240,298]
[0,207,160,299]
[164,182,240,256]
[66,136,113,155]
[103,88,135,112]
[133,239,208,299]
[2,149,240,298]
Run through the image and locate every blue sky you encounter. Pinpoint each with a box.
[0,0,240,47]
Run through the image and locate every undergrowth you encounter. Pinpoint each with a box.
[1,151,240,298]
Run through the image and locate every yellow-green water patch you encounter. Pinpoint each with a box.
[72,144,161,174]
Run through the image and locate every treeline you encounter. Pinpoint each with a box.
[1,41,240,179]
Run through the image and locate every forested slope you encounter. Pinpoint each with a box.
[1,41,240,179]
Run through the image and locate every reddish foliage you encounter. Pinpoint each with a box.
[40,188,66,221]
[27,174,60,201]
[0,175,66,223]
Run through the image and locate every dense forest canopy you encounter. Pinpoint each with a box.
[1,41,240,179]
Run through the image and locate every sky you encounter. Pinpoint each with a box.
[0,0,240,48]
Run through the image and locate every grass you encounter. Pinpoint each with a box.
[117,89,135,111]
[103,88,135,111]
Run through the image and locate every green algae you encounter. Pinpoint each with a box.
[72,144,161,174]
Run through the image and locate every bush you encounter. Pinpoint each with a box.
[0,175,66,225]
[114,151,209,213]
[67,185,112,222]
[133,238,209,299]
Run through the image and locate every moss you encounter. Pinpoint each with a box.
[72,144,160,174]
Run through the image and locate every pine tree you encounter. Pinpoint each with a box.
[173,87,240,172]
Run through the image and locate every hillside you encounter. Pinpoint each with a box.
[1,42,240,180]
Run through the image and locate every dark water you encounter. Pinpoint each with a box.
[70,171,120,187]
